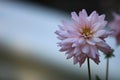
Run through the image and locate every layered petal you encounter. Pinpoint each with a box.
[96,41,113,54]
[108,13,120,45]
[55,9,113,67]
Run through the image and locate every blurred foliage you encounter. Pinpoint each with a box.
[95,75,101,80]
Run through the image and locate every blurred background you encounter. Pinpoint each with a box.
[0,1,120,80]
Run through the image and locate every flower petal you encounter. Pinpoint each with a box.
[87,38,102,45]
[96,41,113,54]
[94,30,106,37]
[62,38,75,44]
[98,14,105,21]
[78,38,85,44]
[81,45,90,54]
[73,47,80,54]
[73,57,78,64]
[92,37,103,43]
[67,52,74,59]
[67,30,80,37]
[79,9,88,17]
[89,11,98,24]
[87,40,96,45]
[92,21,107,32]
[90,46,97,58]
[92,22,101,32]
[71,12,79,22]
[78,54,87,67]
[93,54,100,64]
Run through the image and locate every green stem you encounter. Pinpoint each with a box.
[87,57,91,80]
[106,58,109,80]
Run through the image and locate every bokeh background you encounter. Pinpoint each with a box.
[0,1,120,80]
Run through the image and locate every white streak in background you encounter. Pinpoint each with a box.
[0,2,120,80]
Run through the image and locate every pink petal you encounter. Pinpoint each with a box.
[98,14,105,21]
[101,31,113,39]
[79,54,87,67]
[93,54,100,64]
[89,11,98,24]
[59,48,67,52]
[71,12,79,22]
[78,17,85,28]
[72,38,85,47]
[79,9,88,17]
[73,57,78,64]
[59,44,72,52]
[67,30,80,37]
[92,22,101,32]
[91,37,103,43]
[90,46,97,58]
[87,38,102,45]
[61,20,71,30]
[78,38,85,44]
[87,39,96,45]
[58,25,64,30]
[89,11,97,18]
[57,36,65,40]
[73,47,80,54]
[75,51,81,56]
[96,41,113,54]
[73,47,82,56]
[92,21,107,32]
[100,21,107,29]
[62,38,75,44]
[55,30,60,35]
[79,11,89,27]
[81,45,90,54]
[59,31,69,37]
[93,30,106,37]
[72,43,77,47]
[67,52,74,59]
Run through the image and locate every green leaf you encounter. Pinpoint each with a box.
[104,49,115,58]
[105,53,115,58]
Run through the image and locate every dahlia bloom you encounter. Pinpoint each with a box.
[55,9,113,66]
[108,13,120,45]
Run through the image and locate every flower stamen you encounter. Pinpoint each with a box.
[82,27,92,38]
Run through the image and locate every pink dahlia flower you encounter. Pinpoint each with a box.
[108,13,120,45]
[55,9,113,66]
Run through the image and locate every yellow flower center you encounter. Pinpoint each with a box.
[82,27,92,38]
